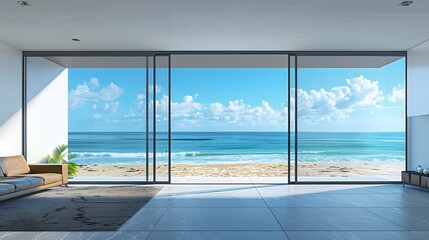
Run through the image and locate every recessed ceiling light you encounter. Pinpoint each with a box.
[17,1,31,6]
[399,1,414,6]
[72,38,81,42]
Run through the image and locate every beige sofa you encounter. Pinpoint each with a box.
[0,155,68,201]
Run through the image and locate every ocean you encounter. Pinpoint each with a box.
[68,132,405,165]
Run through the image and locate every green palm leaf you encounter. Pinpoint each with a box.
[67,162,79,177]
[46,144,79,178]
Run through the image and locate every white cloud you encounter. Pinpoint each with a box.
[148,84,162,93]
[69,84,97,108]
[119,75,397,130]
[123,94,148,119]
[388,84,405,103]
[207,100,284,125]
[297,75,384,123]
[104,101,120,113]
[89,77,100,89]
[69,79,123,109]
[148,96,287,129]
[124,113,138,119]
[99,83,123,102]
[92,104,97,110]
[169,95,203,117]
[137,93,145,100]
[93,114,101,118]
[136,100,145,110]
[210,102,224,115]
[346,76,384,107]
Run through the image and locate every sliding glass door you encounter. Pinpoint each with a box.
[25,55,171,183]
[153,55,171,182]
[295,55,406,182]
[170,54,289,183]
[24,52,406,183]
[66,57,149,180]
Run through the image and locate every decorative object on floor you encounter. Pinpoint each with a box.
[424,168,429,175]
[46,144,79,177]
[0,185,162,231]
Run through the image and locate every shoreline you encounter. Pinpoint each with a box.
[74,162,403,178]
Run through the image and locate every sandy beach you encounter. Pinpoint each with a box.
[74,162,403,178]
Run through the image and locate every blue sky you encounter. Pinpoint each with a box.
[68,58,405,132]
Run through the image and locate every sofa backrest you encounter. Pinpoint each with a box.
[0,155,30,177]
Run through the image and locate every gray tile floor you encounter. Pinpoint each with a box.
[2,184,429,240]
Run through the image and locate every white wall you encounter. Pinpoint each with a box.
[0,42,22,157]
[407,41,429,117]
[26,57,68,163]
[407,40,429,170]
[407,115,429,170]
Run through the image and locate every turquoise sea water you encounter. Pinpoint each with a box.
[68,132,405,165]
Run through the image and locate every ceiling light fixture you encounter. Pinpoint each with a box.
[72,38,81,42]
[399,1,414,6]
[17,1,31,6]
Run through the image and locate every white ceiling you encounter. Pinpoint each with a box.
[1,0,428,51]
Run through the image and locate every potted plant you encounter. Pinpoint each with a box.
[46,144,79,177]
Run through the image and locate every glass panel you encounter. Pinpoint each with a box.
[147,56,154,181]
[64,57,147,180]
[297,56,406,182]
[171,54,289,183]
[155,55,170,182]
[289,55,297,183]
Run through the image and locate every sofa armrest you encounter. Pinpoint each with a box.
[28,164,68,184]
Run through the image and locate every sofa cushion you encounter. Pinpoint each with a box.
[0,177,43,191]
[0,183,14,196]
[18,173,62,185]
[0,155,30,177]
